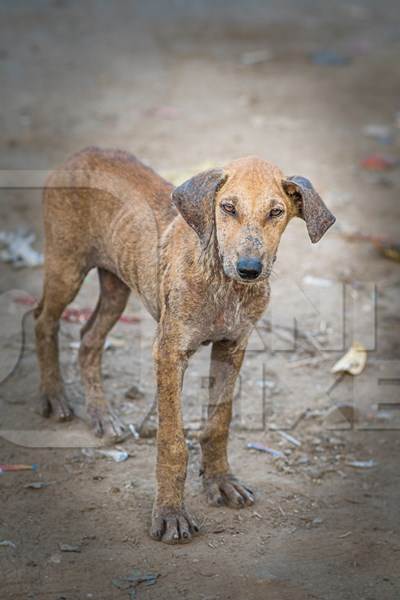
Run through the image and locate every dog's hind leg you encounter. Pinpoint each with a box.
[35,260,87,420]
[79,268,130,441]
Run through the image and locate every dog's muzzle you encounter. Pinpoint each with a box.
[236,257,262,281]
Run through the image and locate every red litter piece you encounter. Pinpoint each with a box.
[361,154,398,171]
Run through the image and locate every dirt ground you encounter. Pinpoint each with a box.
[1,2,400,599]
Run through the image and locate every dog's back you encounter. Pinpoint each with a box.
[42,147,175,310]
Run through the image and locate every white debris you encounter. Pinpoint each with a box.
[0,228,43,268]
[0,540,16,549]
[128,424,140,439]
[302,275,334,288]
[347,459,377,469]
[81,448,129,463]
[246,442,285,458]
[277,430,301,447]
[362,124,393,143]
[69,337,126,351]
[240,49,272,65]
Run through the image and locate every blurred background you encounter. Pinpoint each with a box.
[0,2,399,599]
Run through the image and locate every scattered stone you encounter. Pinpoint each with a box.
[0,540,16,549]
[48,553,62,564]
[240,49,272,65]
[311,50,351,66]
[125,385,145,400]
[112,569,159,595]
[24,482,49,489]
[347,459,377,469]
[59,543,81,553]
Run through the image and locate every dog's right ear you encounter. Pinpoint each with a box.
[172,169,228,248]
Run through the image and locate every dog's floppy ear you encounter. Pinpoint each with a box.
[172,169,228,247]
[282,175,335,243]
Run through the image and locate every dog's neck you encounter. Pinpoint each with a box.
[197,229,221,279]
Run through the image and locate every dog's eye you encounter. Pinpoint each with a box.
[221,202,236,216]
[269,207,284,218]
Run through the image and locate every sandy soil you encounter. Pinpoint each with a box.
[0,2,399,599]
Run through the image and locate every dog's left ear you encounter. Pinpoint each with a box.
[172,169,228,248]
[282,175,335,243]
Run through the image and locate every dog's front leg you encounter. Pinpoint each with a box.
[150,331,199,544]
[200,339,255,508]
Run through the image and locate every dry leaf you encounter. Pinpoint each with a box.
[331,342,367,375]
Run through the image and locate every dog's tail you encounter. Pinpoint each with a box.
[0,306,36,386]
[33,297,44,319]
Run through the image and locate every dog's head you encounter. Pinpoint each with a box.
[172,156,335,284]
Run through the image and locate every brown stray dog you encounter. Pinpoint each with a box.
[35,147,335,544]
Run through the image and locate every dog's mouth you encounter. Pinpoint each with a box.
[235,271,270,285]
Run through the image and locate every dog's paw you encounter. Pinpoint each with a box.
[203,474,255,508]
[150,506,199,544]
[37,390,73,421]
[87,403,127,442]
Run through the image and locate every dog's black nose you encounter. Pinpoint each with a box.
[236,257,262,280]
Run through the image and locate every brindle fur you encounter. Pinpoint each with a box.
[35,147,335,544]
